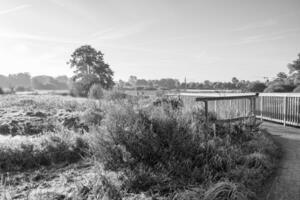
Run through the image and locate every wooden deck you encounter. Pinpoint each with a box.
[260,122,300,200]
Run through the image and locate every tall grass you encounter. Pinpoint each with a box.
[88,97,278,199]
[0,95,278,199]
[0,130,89,172]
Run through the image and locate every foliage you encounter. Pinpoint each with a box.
[72,174,121,200]
[264,82,295,93]
[8,73,31,88]
[153,96,183,110]
[88,83,104,99]
[69,45,114,90]
[247,82,266,92]
[32,75,69,90]
[81,102,104,126]
[0,95,278,199]
[276,72,288,80]
[90,98,277,198]
[70,74,101,97]
[15,86,32,92]
[203,181,248,200]
[293,85,300,93]
[0,87,4,95]
[104,89,128,101]
[287,53,300,74]
[0,131,89,171]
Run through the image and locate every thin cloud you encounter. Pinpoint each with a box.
[0,4,31,15]
[233,19,277,32]
[91,21,155,41]
[228,28,300,46]
[0,31,81,44]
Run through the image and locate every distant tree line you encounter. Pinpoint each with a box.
[116,75,267,92]
[0,73,70,91]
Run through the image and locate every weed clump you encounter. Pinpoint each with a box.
[203,181,248,200]
[88,83,104,99]
[0,131,89,171]
[90,97,277,198]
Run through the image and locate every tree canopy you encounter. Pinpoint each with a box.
[287,53,300,74]
[69,45,114,90]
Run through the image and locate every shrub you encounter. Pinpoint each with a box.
[81,102,104,126]
[264,82,295,92]
[70,74,101,97]
[104,89,127,101]
[293,85,300,93]
[89,97,277,198]
[73,174,121,200]
[153,96,183,110]
[88,84,104,99]
[247,82,266,92]
[15,86,32,92]
[0,87,4,94]
[203,181,247,200]
[92,100,248,192]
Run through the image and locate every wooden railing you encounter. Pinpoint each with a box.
[167,92,300,127]
[256,93,300,126]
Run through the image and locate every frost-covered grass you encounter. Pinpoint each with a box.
[0,95,279,200]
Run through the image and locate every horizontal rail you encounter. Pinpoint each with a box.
[167,92,300,127]
[196,95,257,101]
[259,93,300,97]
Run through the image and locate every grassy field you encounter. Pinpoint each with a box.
[0,94,279,200]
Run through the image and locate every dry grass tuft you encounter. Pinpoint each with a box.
[203,181,247,200]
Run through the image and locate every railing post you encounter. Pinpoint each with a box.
[283,96,287,126]
[214,100,217,114]
[204,100,208,122]
[253,97,256,117]
[260,96,263,121]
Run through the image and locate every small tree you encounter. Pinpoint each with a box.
[69,45,114,93]
[247,82,266,92]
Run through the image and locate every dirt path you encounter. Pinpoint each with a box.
[260,122,300,200]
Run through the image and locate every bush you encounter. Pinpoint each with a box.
[293,85,300,93]
[153,96,183,110]
[70,74,101,97]
[0,87,4,94]
[203,181,247,200]
[90,98,276,197]
[264,82,295,92]
[247,82,266,92]
[88,84,104,99]
[104,89,127,101]
[15,86,32,92]
[81,102,104,126]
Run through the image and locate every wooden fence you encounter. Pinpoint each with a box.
[168,92,300,127]
[256,93,300,126]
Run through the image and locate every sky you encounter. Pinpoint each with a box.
[0,0,299,82]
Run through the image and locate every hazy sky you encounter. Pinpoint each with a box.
[0,0,299,82]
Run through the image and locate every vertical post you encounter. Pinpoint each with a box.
[260,96,263,121]
[283,96,287,126]
[214,100,217,114]
[253,97,257,125]
[253,97,256,117]
[250,97,253,116]
[204,100,208,123]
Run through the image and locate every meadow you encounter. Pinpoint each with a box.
[0,93,279,200]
